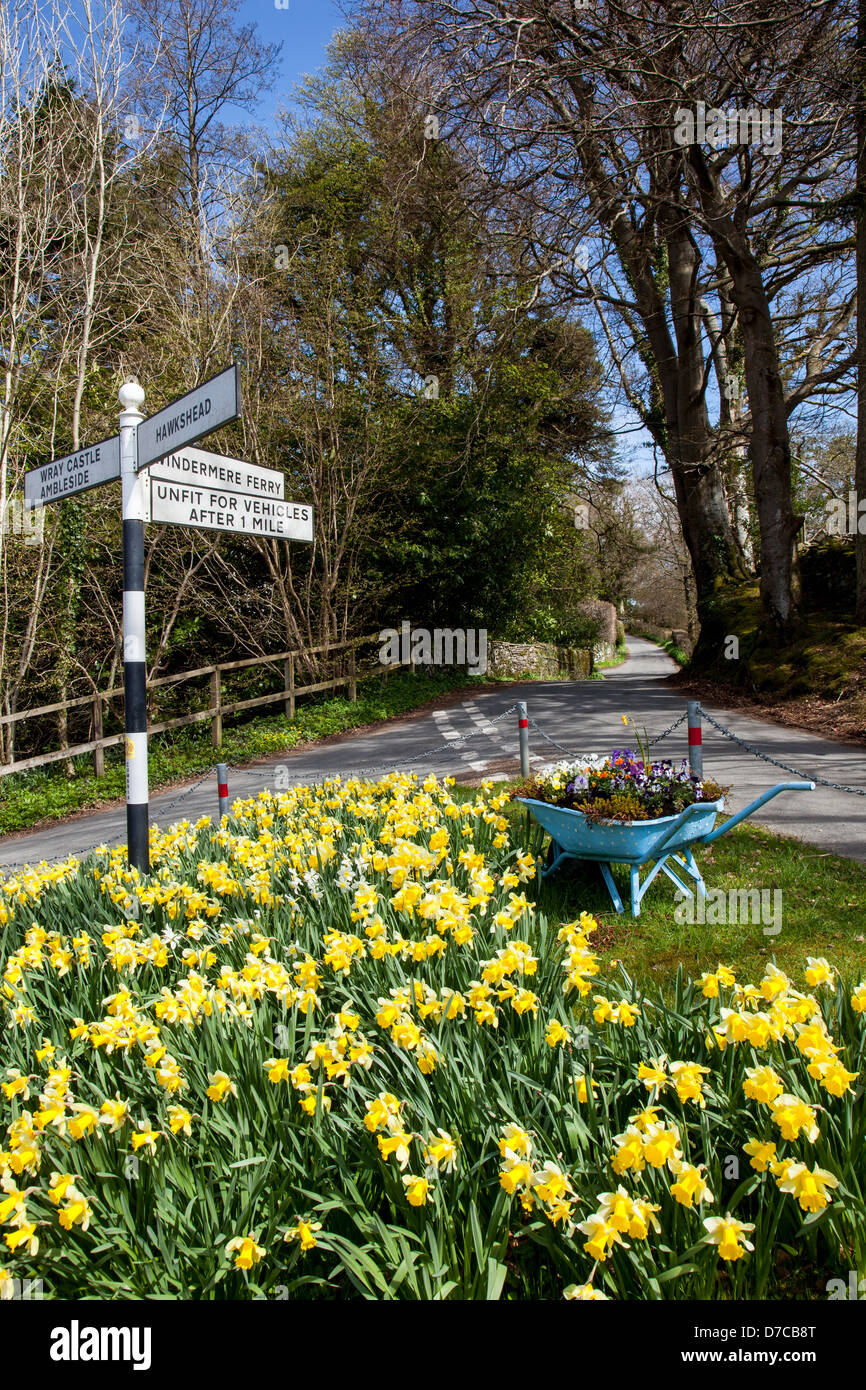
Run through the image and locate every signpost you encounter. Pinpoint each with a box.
[119,382,150,872]
[22,368,313,874]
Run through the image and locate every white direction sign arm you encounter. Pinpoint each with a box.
[136,365,242,471]
[23,434,121,507]
[148,445,285,499]
[149,480,313,541]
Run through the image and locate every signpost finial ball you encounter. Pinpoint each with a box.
[118,379,145,411]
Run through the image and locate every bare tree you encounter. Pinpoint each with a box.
[122,0,282,319]
[355,0,854,639]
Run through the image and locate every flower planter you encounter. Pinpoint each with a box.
[518,780,816,918]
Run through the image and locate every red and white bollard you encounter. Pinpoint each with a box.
[216,762,229,819]
[687,701,703,779]
[517,701,530,778]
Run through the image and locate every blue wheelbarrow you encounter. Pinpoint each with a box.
[517,781,815,917]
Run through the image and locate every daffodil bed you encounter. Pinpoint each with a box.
[0,774,863,1300]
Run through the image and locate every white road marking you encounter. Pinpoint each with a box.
[431,705,490,774]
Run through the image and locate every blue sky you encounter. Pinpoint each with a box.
[235,0,347,129]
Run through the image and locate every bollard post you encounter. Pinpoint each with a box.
[217,762,229,820]
[687,701,703,779]
[517,701,530,779]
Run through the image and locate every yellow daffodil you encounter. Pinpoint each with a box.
[703,1214,755,1262]
[226,1233,266,1269]
[283,1219,321,1253]
[402,1174,430,1206]
[775,1162,838,1212]
[743,1139,777,1172]
[206,1071,236,1104]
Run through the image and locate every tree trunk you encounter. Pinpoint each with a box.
[689,159,800,631]
[727,251,801,629]
[857,0,866,623]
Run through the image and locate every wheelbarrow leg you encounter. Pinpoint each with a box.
[630,865,642,917]
[682,847,706,900]
[540,841,568,880]
[599,862,625,915]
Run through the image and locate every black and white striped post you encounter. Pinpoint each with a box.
[687,700,703,780]
[217,763,229,820]
[119,379,150,873]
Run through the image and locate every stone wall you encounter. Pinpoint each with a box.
[486,640,592,681]
[576,599,619,664]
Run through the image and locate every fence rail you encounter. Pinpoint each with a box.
[0,632,382,779]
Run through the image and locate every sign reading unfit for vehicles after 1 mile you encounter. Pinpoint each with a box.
[149,480,314,540]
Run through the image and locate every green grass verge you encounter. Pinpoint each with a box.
[692,585,866,697]
[500,789,866,987]
[0,669,477,836]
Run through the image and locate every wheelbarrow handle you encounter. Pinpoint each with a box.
[702,781,816,844]
[643,798,726,861]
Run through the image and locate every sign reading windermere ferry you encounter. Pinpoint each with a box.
[148,445,284,499]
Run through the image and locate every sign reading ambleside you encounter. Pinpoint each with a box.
[148,445,284,499]
[24,435,121,506]
[136,365,241,471]
[150,480,313,541]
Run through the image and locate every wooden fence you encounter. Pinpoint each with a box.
[0,632,382,779]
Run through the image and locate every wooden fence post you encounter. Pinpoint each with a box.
[93,696,105,777]
[348,648,357,702]
[284,654,295,719]
[210,667,222,747]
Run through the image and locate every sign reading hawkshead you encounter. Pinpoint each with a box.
[21,365,314,875]
[135,364,241,470]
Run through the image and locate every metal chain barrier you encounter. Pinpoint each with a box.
[697,704,866,797]
[647,711,688,747]
[8,695,863,879]
[525,716,577,756]
[526,708,687,759]
[150,766,219,823]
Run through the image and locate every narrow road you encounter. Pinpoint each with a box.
[2,636,865,870]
